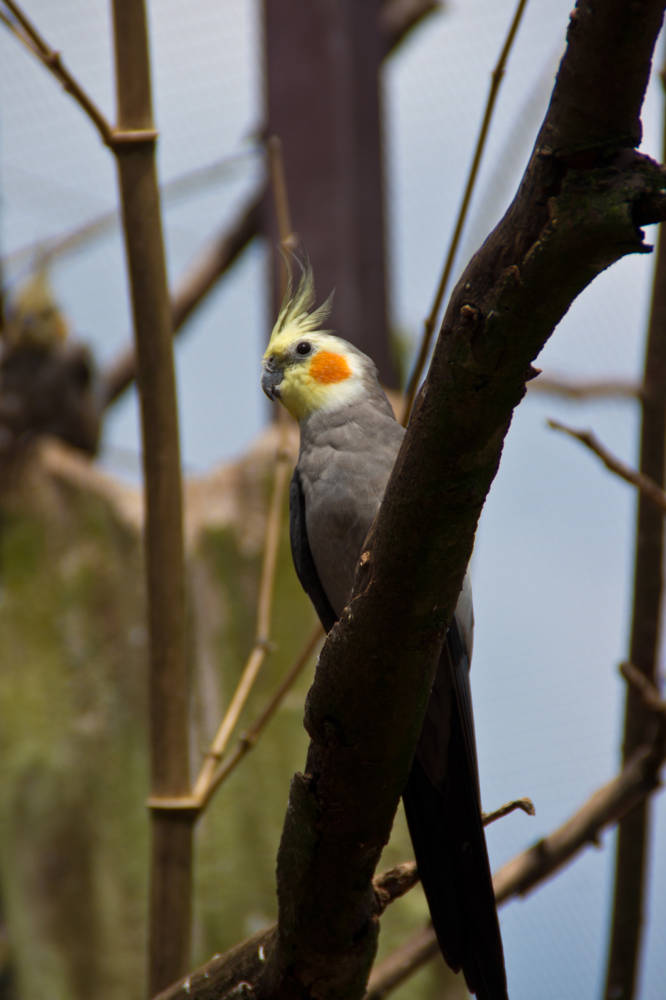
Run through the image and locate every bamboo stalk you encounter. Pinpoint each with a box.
[109,2,192,994]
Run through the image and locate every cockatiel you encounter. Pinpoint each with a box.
[261,262,508,1000]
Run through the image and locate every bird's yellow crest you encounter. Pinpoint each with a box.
[266,257,333,355]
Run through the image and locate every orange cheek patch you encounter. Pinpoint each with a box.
[309,350,352,384]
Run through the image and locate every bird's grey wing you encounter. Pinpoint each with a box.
[402,621,507,1000]
[289,468,337,633]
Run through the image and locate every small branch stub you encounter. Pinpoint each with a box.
[483,797,536,826]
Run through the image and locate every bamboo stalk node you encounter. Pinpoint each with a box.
[146,795,200,812]
[110,127,159,149]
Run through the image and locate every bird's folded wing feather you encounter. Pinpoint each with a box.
[403,621,508,1000]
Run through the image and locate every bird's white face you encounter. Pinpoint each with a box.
[262,329,367,421]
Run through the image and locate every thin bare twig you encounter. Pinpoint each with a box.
[529,374,643,401]
[379,0,440,56]
[1,1,119,147]
[401,0,530,423]
[548,418,666,512]
[483,796,535,825]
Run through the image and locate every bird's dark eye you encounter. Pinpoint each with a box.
[296,341,311,356]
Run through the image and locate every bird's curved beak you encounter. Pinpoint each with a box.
[261,358,283,401]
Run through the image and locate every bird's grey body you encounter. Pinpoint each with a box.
[296,390,403,616]
[296,385,474,650]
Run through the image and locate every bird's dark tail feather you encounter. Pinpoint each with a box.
[402,641,508,1000]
